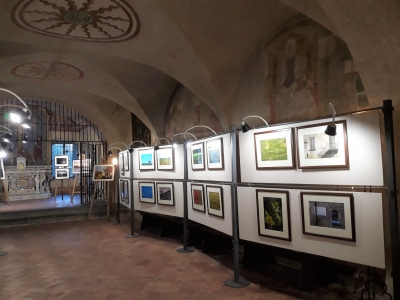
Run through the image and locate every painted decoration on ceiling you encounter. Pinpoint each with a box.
[12,0,140,42]
[11,61,84,80]
[165,85,223,140]
[233,21,369,124]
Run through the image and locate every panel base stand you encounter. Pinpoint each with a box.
[125,233,139,238]
[0,251,8,256]
[176,247,194,253]
[224,278,250,288]
[113,221,124,225]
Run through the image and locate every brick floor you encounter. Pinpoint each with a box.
[0,218,301,300]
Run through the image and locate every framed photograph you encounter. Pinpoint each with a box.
[191,184,205,213]
[190,142,205,170]
[54,155,69,167]
[256,189,291,241]
[296,120,349,169]
[205,185,224,218]
[156,182,175,206]
[55,168,69,179]
[0,159,4,180]
[206,138,224,170]
[119,178,130,205]
[72,159,91,174]
[138,148,155,171]
[300,192,356,242]
[118,151,130,177]
[254,129,295,170]
[156,146,174,171]
[139,182,156,204]
[92,164,115,181]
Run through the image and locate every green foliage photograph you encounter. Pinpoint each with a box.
[260,138,287,161]
[263,197,283,231]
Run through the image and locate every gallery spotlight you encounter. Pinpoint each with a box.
[154,138,170,151]
[107,150,112,156]
[325,103,337,136]
[241,115,269,133]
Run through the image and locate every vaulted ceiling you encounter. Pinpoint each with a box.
[1,0,400,143]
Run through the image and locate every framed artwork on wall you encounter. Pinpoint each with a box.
[205,185,224,218]
[254,129,295,170]
[206,138,224,170]
[139,181,156,203]
[119,151,130,177]
[300,192,356,242]
[138,148,155,171]
[55,168,69,179]
[191,184,205,212]
[256,189,291,241]
[119,178,130,205]
[190,142,205,170]
[54,155,69,167]
[119,151,125,177]
[72,159,91,174]
[92,164,115,181]
[156,146,174,171]
[296,120,349,169]
[156,182,175,206]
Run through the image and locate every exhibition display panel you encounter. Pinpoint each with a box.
[236,110,386,269]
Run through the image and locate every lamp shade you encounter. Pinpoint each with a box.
[325,123,337,136]
[107,150,112,156]
[154,145,160,151]
[241,121,251,133]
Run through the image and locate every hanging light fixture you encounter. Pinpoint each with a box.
[325,103,337,136]
[22,132,28,143]
[240,115,269,133]
[154,138,170,151]
[128,141,147,152]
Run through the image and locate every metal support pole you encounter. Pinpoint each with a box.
[126,150,139,238]
[382,99,400,299]
[224,125,250,288]
[177,141,194,253]
[113,162,122,225]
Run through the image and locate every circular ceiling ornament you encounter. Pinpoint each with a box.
[12,0,140,42]
[11,61,84,80]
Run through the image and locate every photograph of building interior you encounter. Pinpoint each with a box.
[1,1,400,299]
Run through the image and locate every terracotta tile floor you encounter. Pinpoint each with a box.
[0,218,302,300]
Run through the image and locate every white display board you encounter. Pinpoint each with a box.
[133,180,184,218]
[187,133,232,182]
[187,183,233,236]
[239,111,384,186]
[133,145,184,180]
[237,187,385,268]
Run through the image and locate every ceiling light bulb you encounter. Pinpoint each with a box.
[0,149,6,158]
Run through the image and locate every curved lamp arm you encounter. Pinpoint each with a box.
[0,88,29,108]
[108,142,128,150]
[241,115,269,127]
[154,138,170,145]
[170,132,197,142]
[184,125,217,137]
[0,125,12,133]
[128,141,147,148]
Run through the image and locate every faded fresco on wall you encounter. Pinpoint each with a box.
[164,85,223,140]
[234,21,369,124]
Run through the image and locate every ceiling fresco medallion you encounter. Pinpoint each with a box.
[11,61,84,80]
[12,0,140,42]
